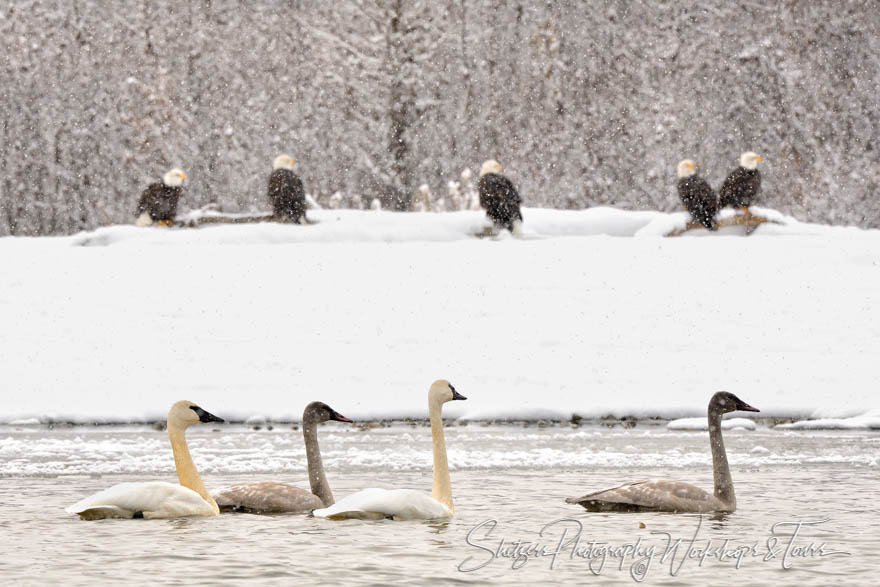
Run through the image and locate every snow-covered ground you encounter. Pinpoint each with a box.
[775,409,880,430]
[1,207,877,426]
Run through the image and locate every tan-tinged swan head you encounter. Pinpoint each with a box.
[167,400,224,430]
[708,391,759,416]
[676,159,697,179]
[428,380,467,405]
[273,154,296,170]
[739,151,762,170]
[479,159,503,177]
[303,401,353,424]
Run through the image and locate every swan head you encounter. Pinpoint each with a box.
[710,392,759,415]
[479,159,502,177]
[167,400,224,429]
[163,168,187,187]
[739,151,763,170]
[303,401,352,424]
[676,159,696,179]
[273,154,295,170]
[429,380,467,404]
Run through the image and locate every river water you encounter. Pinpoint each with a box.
[0,423,877,585]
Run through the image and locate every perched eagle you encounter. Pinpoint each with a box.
[719,152,763,212]
[677,159,719,230]
[478,159,523,236]
[268,154,307,223]
[135,168,186,227]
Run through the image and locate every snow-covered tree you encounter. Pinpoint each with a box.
[1,0,879,234]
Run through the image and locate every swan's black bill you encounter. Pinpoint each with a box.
[331,411,353,423]
[191,406,225,423]
[734,400,759,413]
[451,387,467,401]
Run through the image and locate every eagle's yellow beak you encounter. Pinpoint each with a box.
[687,162,695,169]
[179,172,187,180]
[755,155,763,162]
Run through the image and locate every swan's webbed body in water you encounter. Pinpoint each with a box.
[566,391,759,513]
[66,401,224,520]
[212,402,351,513]
[313,380,466,521]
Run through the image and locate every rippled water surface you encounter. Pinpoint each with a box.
[1,424,878,585]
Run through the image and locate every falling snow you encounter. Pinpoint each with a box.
[1,1,879,235]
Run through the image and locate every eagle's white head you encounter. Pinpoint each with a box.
[479,159,503,177]
[676,159,696,179]
[273,154,295,170]
[163,168,186,187]
[739,152,763,170]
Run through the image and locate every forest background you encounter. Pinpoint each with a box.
[1,0,878,235]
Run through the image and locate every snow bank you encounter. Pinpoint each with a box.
[49,206,869,248]
[775,409,880,430]
[0,207,878,424]
[667,417,758,431]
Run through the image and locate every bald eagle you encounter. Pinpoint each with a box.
[677,159,719,230]
[478,159,523,236]
[268,155,307,223]
[135,168,186,227]
[720,152,763,212]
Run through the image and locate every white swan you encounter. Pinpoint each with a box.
[212,402,352,513]
[566,391,759,513]
[66,401,224,520]
[314,380,466,520]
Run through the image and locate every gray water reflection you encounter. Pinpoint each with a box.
[0,425,877,585]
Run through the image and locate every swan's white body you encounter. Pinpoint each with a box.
[66,401,223,520]
[314,487,452,520]
[315,380,465,521]
[66,481,217,520]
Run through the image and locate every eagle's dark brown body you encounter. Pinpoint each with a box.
[136,183,182,223]
[677,175,719,230]
[478,173,522,232]
[268,168,307,222]
[719,167,761,209]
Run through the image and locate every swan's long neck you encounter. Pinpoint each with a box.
[708,407,735,508]
[429,399,454,513]
[168,425,219,514]
[303,418,334,507]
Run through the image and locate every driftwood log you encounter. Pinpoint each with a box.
[473,226,499,238]
[174,209,318,227]
[179,213,276,226]
[665,213,781,237]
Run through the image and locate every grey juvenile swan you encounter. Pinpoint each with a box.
[213,402,352,513]
[566,392,759,513]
